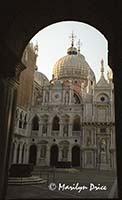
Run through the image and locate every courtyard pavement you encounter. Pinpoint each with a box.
[6,168,117,199]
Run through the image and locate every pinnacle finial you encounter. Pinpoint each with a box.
[101,59,104,73]
[77,39,82,53]
[69,31,76,47]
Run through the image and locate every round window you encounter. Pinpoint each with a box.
[100,96,105,102]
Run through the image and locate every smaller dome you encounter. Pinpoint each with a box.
[34,71,49,86]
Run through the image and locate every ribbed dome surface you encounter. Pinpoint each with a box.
[53,52,92,80]
[34,71,49,86]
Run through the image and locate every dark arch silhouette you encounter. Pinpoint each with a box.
[52,116,60,131]
[72,146,80,167]
[32,115,39,130]
[29,144,37,165]
[21,143,26,163]
[19,111,23,128]
[16,144,20,163]
[73,116,81,131]
[50,145,59,167]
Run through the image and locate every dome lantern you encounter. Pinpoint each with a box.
[67,31,77,55]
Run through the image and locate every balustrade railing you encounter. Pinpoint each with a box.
[51,131,59,136]
[31,130,38,136]
[72,131,81,137]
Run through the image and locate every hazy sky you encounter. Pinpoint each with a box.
[31,21,108,81]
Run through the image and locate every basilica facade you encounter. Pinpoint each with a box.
[10,37,116,170]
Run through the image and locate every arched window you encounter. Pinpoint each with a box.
[42,119,48,134]
[72,93,80,104]
[19,111,23,128]
[32,116,39,130]
[16,109,19,119]
[23,114,27,129]
[21,143,26,163]
[29,144,37,165]
[52,116,60,131]
[73,116,81,131]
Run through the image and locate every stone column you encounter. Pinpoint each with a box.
[94,150,96,168]
[25,145,30,164]
[18,145,23,163]
[49,90,52,103]
[0,78,19,199]
[27,122,32,136]
[68,123,72,137]
[39,122,43,137]
[110,34,122,197]
[68,145,72,162]
[62,90,65,104]
[46,146,50,166]
[59,122,63,137]
[69,88,72,104]
[0,45,26,200]
[16,118,19,129]
[82,127,85,145]
[23,146,26,164]
[110,127,113,147]
[36,145,41,165]
[23,145,26,164]
[47,123,52,137]
[91,129,93,145]
[42,90,46,104]
[58,146,62,162]
[93,127,97,147]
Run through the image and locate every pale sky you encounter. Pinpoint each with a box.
[30,21,108,82]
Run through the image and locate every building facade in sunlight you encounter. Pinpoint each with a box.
[10,36,116,170]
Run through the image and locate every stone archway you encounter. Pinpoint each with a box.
[50,145,59,167]
[72,146,80,167]
[0,2,121,199]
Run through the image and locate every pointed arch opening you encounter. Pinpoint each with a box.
[32,115,39,130]
[52,116,60,131]
[29,144,37,165]
[73,115,81,131]
[50,145,59,167]
[19,111,23,128]
[16,144,20,163]
[72,146,80,167]
[21,143,26,163]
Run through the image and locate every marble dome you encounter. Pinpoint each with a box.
[34,71,49,86]
[53,45,95,81]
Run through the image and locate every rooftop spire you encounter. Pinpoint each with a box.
[101,59,104,75]
[69,31,76,47]
[77,39,82,53]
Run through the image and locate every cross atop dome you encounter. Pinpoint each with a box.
[69,31,76,47]
[67,32,77,55]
